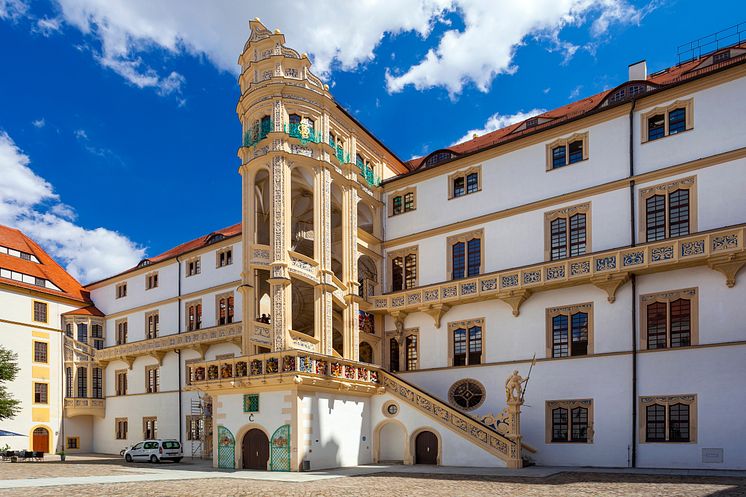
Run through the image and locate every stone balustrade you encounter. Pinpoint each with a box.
[64,397,105,418]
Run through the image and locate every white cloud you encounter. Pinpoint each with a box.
[0,0,27,20]
[32,118,45,128]
[35,16,62,36]
[568,85,583,99]
[452,108,546,145]
[5,0,653,97]
[0,131,144,283]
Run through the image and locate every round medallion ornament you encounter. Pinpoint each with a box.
[382,400,400,417]
[448,379,486,411]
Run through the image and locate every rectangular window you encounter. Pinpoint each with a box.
[451,243,465,280]
[641,99,693,142]
[449,319,484,366]
[547,303,593,358]
[187,302,202,331]
[65,367,73,398]
[116,283,127,299]
[34,341,48,363]
[546,399,593,443]
[389,337,400,372]
[545,204,590,261]
[92,367,103,399]
[449,167,481,198]
[405,334,418,371]
[115,418,128,440]
[641,395,696,443]
[116,370,127,396]
[34,382,48,404]
[547,133,588,170]
[143,417,157,440]
[33,301,47,323]
[217,248,233,268]
[404,254,416,289]
[403,192,415,212]
[146,273,158,290]
[77,323,88,343]
[641,288,697,350]
[77,366,87,397]
[116,320,128,345]
[146,312,159,340]
[449,230,483,280]
[243,393,260,413]
[145,366,159,393]
[187,258,201,277]
[392,196,402,215]
[217,295,235,325]
[66,437,79,449]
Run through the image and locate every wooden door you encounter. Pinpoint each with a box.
[32,427,49,453]
[242,429,269,470]
[415,431,438,465]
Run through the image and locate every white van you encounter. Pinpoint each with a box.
[124,439,183,463]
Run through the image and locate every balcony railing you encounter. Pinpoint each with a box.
[64,397,105,418]
[95,322,242,363]
[243,119,274,148]
[371,224,746,313]
[186,350,380,391]
[284,123,322,145]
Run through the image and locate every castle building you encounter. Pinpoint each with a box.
[2,19,746,470]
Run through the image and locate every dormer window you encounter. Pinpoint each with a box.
[713,50,730,64]
[423,150,456,168]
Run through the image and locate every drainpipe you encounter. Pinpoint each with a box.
[177,256,183,447]
[629,98,638,468]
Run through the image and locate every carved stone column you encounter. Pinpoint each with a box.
[342,186,360,360]
[314,167,334,355]
[269,154,292,351]
[239,164,256,354]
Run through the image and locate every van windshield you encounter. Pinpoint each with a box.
[162,441,180,449]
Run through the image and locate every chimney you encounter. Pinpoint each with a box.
[628,60,647,81]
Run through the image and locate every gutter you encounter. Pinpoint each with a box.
[177,255,183,447]
[629,98,638,468]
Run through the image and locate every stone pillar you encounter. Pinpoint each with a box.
[269,154,292,351]
[342,186,360,360]
[314,167,334,355]
[239,164,256,355]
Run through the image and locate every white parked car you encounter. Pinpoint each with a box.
[124,439,183,463]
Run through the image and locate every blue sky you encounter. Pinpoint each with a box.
[0,0,741,282]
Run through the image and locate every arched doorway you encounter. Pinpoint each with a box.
[414,430,438,465]
[32,427,49,453]
[242,428,269,470]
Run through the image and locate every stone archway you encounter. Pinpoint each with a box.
[242,428,269,470]
[374,420,407,463]
[411,428,441,465]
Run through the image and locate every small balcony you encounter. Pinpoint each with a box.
[64,397,105,418]
[186,350,380,394]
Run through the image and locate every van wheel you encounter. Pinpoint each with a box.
[174,457,182,463]
[125,454,133,462]
[150,455,159,463]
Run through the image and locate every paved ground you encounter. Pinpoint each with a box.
[1,455,745,496]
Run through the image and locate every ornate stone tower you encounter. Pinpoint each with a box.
[237,19,401,363]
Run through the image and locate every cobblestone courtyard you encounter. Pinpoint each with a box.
[1,457,745,496]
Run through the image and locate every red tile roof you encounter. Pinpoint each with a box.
[84,222,242,287]
[61,305,105,317]
[403,44,746,172]
[0,225,90,303]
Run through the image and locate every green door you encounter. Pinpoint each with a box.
[217,426,235,469]
[269,424,291,471]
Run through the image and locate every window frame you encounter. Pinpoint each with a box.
[142,416,158,440]
[115,369,128,396]
[545,399,594,443]
[447,318,485,367]
[32,300,48,323]
[448,378,486,411]
[115,417,128,440]
[640,287,698,350]
[186,257,201,277]
[216,247,233,268]
[545,303,594,358]
[545,132,589,171]
[448,166,482,199]
[385,327,419,372]
[145,311,159,340]
[216,292,235,325]
[447,229,484,280]
[544,203,591,261]
[33,382,49,404]
[115,282,127,299]
[66,437,80,450]
[639,394,697,443]
[145,365,160,394]
[185,300,203,332]
[115,319,128,345]
[145,272,158,290]
[640,99,694,143]
[387,246,418,292]
[638,176,697,243]
[388,187,417,216]
[33,340,48,364]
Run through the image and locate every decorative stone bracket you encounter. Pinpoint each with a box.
[498,289,531,317]
[591,272,630,303]
[708,253,746,288]
[420,304,451,328]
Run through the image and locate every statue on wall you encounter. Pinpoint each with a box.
[505,369,528,403]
